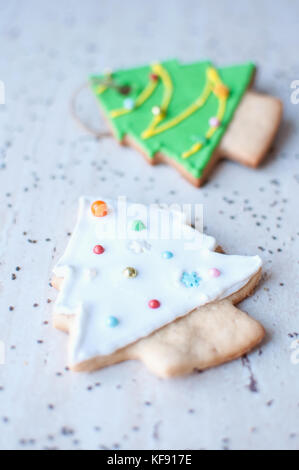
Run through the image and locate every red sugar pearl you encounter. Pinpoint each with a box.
[150,73,159,81]
[93,245,105,255]
[148,299,160,309]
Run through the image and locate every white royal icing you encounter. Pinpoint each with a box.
[53,197,262,365]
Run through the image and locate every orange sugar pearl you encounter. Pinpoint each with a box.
[214,83,230,99]
[91,200,108,217]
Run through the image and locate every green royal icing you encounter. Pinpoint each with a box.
[90,59,255,179]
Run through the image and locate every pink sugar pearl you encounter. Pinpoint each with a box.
[209,117,220,128]
[209,268,221,278]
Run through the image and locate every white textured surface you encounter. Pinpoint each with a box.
[0,0,298,451]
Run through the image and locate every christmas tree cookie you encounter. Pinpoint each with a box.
[89,60,282,186]
[51,197,265,377]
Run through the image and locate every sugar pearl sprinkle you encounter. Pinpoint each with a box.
[209,116,220,128]
[162,251,173,259]
[128,240,151,254]
[123,98,135,110]
[132,220,146,231]
[91,200,108,217]
[148,299,161,309]
[150,73,159,81]
[123,267,138,278]
[214,83,229,98]
[181,271,201,288]
[151,105,162,116]
[209,268,221,278]
[107,316,119,328]
[93,245,105,255]
[84,268,98,280]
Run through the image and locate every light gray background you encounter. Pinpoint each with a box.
[0,0,298,450]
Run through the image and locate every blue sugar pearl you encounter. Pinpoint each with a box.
[107,316,119,328]
[123,98,135,110]
[162,251,174,259]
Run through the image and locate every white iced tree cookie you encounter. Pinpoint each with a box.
[52,197,265,377]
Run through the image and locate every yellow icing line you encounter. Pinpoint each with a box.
[205,98,226,139]
[206,66,221,84]
[104,63,229,162]
[135,74,158,107]
[110,67,159,118]
[96,85,107,95]
[181,142,204,159]
[142,66,213,140]
[217,97,227,120]
[110,107,131,118]
[141,64,174,139]
[182,68,229,159]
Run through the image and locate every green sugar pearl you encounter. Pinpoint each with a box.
[132,220,146,231]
